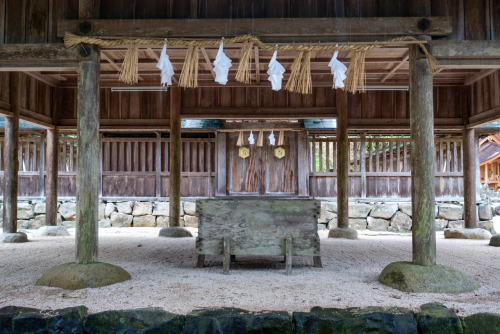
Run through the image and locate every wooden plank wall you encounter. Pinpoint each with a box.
[469,71,500,127]
[309,136,464,199]
[0,0,498,43]
[0,72,53,124]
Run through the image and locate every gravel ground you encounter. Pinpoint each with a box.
[0,228,498,316]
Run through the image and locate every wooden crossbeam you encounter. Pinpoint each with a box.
[0,44,80,69]
[58,17,451,40]
[430,40,500,58]
[463,69,497,86]
[23,71,58,87]
[200,47,216,79]
[380,52,408,83]
[254,46,260,83]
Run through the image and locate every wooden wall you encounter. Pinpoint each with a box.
[0,0,498,44]
[469,71,500,128]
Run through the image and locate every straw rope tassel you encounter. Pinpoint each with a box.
[285,51,303,93]
[297,51,312,94]
[179,45,199,88]
[235,41,253,84]
[277,130,284,146]
[119,43,139,85]
[257,130,264,147]
[344,50,366,94]
[236,131,244,146]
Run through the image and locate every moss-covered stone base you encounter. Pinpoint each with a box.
[158,226,193,238]
[328,227,358,239]
[0,232,28,243]
[36,262,131,290]
[379,261,480,293]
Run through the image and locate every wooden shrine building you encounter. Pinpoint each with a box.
[0,0,499,289]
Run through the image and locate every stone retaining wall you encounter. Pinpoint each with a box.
[2,199,499,234]
[0,303,498,333]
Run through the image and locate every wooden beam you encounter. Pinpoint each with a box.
[409,44,436,266]
[181,107,336,119]
[467,106,500,128]
[23,71,58,87]
[101,50,144,81]
[76,45,100,264]
[200,47,216,79]
[380,52,408,83]
[463,128,477,228]
[430,40,500,58]
[0,44,81,69]
[464,69,497,86]
[254,46,260,83]
[336,90,349,230]
[3,72,20,234]
[79,0,100,19]
[58,17,452,39]
[45,129,59,226]
[169,87,182,227]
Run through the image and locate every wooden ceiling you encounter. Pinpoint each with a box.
[29,44,495,89]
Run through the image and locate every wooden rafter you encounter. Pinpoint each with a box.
[464,69,497,86]
[380,52,408,83]
[101,50,144,81]
[200,47,216,79]
[23,71,58,87]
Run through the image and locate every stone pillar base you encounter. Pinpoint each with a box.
[328,227,358,240]
[444,228,491,240]
[36,226,70,237]
[0,232,28,243]
[159,226,193,238]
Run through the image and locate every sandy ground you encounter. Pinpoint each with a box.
[0,228,499,316]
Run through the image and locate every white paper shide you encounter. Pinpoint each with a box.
[156,44,175,87]
[268,131,276,145]
[213,42,232,85]
[328,47,347,89]
[248,131,255,145]
[267,51,285,91]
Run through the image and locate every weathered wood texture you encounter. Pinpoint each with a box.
[2,72,19,233]
[463,128,477,228]
[45,129,58,225]
[409,45,436,266]
[76,45,100,264]
[468,71,500,128]
[169,87,181,227]
[336,90,348,228]
[195,199,320,257]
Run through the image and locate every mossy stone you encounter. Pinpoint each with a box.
[328,227,358,239]
[158,227,193,238]
[463,313,500,334]
[416,303,463,334]
[379,261,480,293]
[36,262,131,290]
[0,232,28,243]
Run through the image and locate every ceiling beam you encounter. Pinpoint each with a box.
[23,71,58,87]
[101,50,144,81]
[380,52,408,83]
[58,17,451,40]
[0,44,81,70]
[463,69,497,86]
[200,47,216,79]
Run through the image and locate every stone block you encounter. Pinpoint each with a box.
[478,220,496,234]
[478,203,493,220]
[327,217,338,230]
[61,221,76,229]
[99,219,112,228]
[17,202,34,219]
[490,234,500,246]
[317,223,327,231]
[184,215,199,228]
[349,218,367,230]
[34,202,46,214]
[371,203,398,219]
[132,201,153,216]
[438,204,463,221]
[463,313,500,333]
[398,202,412,216]
[133,215,156,227]
[444,228,492,240]
[156,216,169,227]
[184,201,196,216]
[321,201,337,213]
[59,202,77,221]
[153,202,169,216]
[17,220,31,229]
[104,202,116,218]
[110,212,133,227]
[448,220,465,229]
[416,303,463,334]
[348,203,372,218]
[390,212,412,231]
[435,219,448,231]
[116,201,133,215]
[367,217,390,231]
[98,203,105,220]
[30,215,46,229]
[319,210,336,223]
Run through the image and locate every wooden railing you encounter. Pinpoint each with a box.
[309,135,464,199]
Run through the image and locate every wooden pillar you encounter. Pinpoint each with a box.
[409,44,436,266]
[169,87,182,227]
[360,133,367,198]
[45,129,59,226]
[336,90,349,228]
[463,128,477,228]
[76,45,100,264]
[2,72,20,233]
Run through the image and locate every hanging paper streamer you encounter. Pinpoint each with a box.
[328,46,347,89]
[179,45,199,88]
[236,131,244,146]
[267,50,285,91]
[268,131,276,146]
[119,43,139,85]
[235,40,253,84]
[257,130,264,147]
[277,130,284,146]
[213,42,232,85]
[248,131,255,145]
[156,43,175,87]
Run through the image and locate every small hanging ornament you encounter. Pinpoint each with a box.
[274,147,286,159]
[328,45,347,89]
[239,146,250,159]
[213,41,232,85]
[248,131,255,145]
[268,131,276,146]
[267,50,285,91]
[156,42,175,87]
